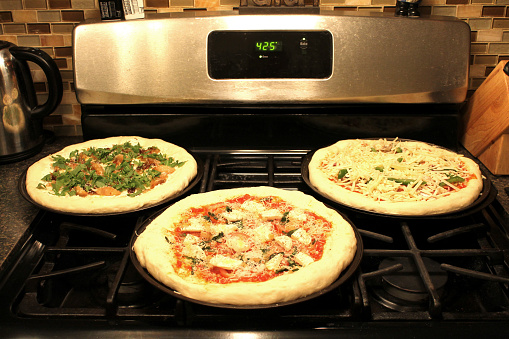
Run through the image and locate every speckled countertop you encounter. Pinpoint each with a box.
[0,136,82,277]
[1,136,509,277]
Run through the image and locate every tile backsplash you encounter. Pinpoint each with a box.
[0,0,506,136]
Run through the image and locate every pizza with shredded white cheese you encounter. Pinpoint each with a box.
[133,186,357,305]
[25,136,198,214]
[308,138,483,216]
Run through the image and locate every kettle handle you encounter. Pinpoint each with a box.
[10,46,63,119]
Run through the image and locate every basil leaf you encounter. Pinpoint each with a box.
[268,252,284,261]
[281,211,290,224]
[286,229,298,237]
[212,232,224,242]
[230,220,243,229]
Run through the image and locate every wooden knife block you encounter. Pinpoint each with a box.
[462,60,509,175]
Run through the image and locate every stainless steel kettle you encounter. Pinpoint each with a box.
[0,41,62,163]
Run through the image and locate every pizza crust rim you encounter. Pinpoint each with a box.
[25,136,198,214]
[307,139,484,217]
[132,186,358,306]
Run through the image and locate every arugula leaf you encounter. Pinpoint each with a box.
[51,155,69,170]
[39,141,186,197]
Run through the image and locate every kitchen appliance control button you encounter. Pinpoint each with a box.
[299,38,309,49]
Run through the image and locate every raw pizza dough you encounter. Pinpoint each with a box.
[308,138,483,216]
[26,136,198,214]
[133,186,357,306]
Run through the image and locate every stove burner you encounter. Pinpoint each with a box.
[371,257,448,312]
[92,260,156,308]
[114,262,155,307]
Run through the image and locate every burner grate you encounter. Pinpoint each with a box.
[3,151,509,331]
[202,153,306,191]
[355,209,509,321]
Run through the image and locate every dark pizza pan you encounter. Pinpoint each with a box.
[129,205,363,309]
[18,153,204,217]
[301,146,496,220]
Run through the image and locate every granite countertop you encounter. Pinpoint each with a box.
[0,136,82,277]
[1,136,509,277]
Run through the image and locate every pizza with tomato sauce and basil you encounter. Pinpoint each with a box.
[308,138,483,216]
[25,136,198,214]
[133,186,357,305]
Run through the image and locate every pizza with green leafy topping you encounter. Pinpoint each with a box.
[308,138,483,216]
[25,136,198,214]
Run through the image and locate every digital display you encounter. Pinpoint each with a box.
[208,31,332,79]
[255,41,282,52]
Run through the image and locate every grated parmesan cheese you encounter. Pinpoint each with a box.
[170,194,332,283]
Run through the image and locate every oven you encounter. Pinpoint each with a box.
[2,9,509,338]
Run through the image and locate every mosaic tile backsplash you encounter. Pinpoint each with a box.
[0,0,505,136]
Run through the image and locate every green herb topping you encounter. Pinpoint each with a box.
[38,141,186,197]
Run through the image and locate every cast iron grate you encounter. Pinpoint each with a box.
[4,152,509,329]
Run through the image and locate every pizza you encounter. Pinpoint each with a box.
[25,136,198,214]
[133,186,357,306]
[308,138,483,216]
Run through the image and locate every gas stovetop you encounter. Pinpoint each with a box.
[2,151,509,338]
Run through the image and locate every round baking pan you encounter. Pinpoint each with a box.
[301,146,496,220]
[18,153,204,217]
[129,205,363,309]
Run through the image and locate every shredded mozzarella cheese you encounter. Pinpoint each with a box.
[318,139,473,202]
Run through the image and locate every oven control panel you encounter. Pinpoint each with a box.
[207,30,333,79]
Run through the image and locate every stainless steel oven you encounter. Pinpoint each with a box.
[74,10,470,150]
[2,10,509,338]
